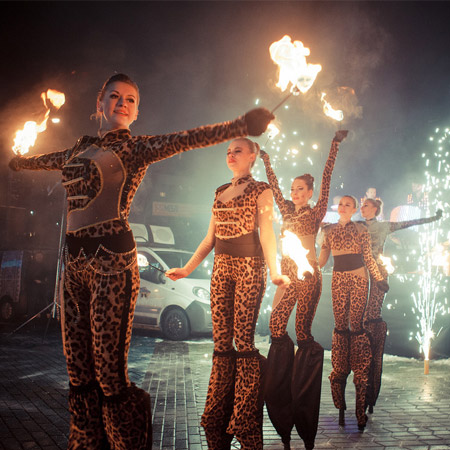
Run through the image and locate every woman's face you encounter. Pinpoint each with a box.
[290,179,312,207]
[97,81,139,131]
[360,200,377,219]
[338,196,357,220]
[226,140,255,173]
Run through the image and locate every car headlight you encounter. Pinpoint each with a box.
[193,287,210,300]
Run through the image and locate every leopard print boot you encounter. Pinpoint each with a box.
[201,350,236,450]
[68,382,109,450]
[350,330,372,430]
[102,384,152,449]
[264,333,295,447]
[329,328,350,415]
[365,318,387,412]
[227,350,266,450]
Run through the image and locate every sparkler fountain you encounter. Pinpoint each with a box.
[413,127,450,373]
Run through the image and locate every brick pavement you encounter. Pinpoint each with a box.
[1,323,450,450]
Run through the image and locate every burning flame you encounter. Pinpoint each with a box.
[321,93,344,121]
[269,35,322,94]
[281,230,314,279]
[379,255,395,274]
[267,123,280,139]
[12,89,65,155]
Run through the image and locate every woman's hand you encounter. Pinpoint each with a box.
[165,268,188,281]
[333,130,348,143]
[271,274,291,289]
[244,108,275,136]
[9,155,22,171]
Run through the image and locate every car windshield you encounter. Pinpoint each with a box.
[154,250,213,279]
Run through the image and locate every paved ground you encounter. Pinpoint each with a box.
[1,320,450,450]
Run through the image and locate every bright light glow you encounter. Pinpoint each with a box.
[321,92,344,121]
[269,35,322,94]
[12,89,65,155]
[281,230,314,279]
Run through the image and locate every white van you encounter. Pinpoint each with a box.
[131,223,213,340]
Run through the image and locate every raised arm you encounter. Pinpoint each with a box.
[389,209,443,233]
[314,130,347,220]
[259,149,293,216]
[257,188,290,288]
[165,214,216,281]
[136,108,274,166]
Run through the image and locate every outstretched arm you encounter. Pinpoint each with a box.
[9,148,73,172]
[137,108,274,167]
[257,189,290,288]
[314,130,348,220]
[166,215,216,281]
[259,149,292,216]
[389,209,443,233]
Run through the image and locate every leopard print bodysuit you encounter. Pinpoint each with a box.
[201,175,269,450]
[262,139,340,342]
[14,118,248,449]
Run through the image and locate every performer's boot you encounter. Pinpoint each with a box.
[291,337,323,450]
[350,330,372,431]
[264,333,295,447]
[201,350,236,450]
[227,350,266,450]
[365,318,387,413]
[68,381,109,450]
[329,328,350,426]
[102,384,152,450]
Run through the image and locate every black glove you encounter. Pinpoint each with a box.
[376,280,389,293]
[244,108,275,136]
[436,209,443,220]
[9,156,22,172]
[333,130,348,143]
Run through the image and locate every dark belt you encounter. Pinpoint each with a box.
[333,253,364,272]
[66,230,135,257]
[215,232,263,258]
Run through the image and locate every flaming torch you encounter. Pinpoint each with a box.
[281,230,314,280]
[321,92,344,122]
[12,89,65,155]
[269,35,322,112]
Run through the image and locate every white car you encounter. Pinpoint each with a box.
[133,246,213,340]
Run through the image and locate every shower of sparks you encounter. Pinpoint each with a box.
[412,127,450,361]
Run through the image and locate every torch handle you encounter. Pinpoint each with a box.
[271,92,294,114]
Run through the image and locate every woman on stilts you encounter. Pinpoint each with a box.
[318,195,388,431]
[167,137,290,450]
[359,198,442,414]
[260,130,348,450]
[9,73,274,449]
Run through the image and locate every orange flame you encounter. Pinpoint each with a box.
[321,93,344,121]
[281,230,314,279]
[269,35,322,94]
[379,255,395,274]
[13,89,65,155]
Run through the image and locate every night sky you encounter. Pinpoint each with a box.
[1,1,450,232]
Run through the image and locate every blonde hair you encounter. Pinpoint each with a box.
[232,138,260,167]
[92,73,139,122]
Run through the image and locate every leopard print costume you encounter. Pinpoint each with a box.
[261,138,341,449]
[321,220,384,429]
[12,118,248,449]
[360,214,440,411]
[200,175,268,450]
